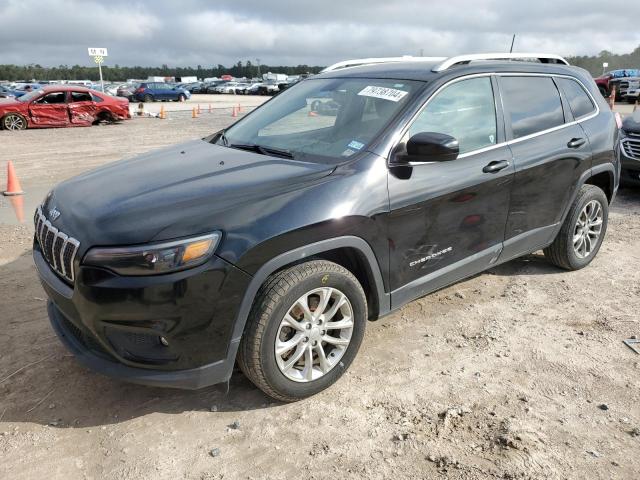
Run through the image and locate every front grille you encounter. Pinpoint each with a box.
[34,206,80,282]
[622,133,640,161]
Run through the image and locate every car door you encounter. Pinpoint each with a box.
[497,75,593,261]
[68,91,98,125]
[28,91,70,127]
[387,75,514,307]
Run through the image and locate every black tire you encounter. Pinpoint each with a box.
[143,94,153,103]
[178,94,186,102]
[543,185,608,270]
[237,260,367,402]
[1,113,27,131]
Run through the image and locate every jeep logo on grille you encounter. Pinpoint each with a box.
[49,207,61,221]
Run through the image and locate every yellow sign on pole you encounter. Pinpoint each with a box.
[88,47,108,93]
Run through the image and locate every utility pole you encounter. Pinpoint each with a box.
[256,58,261,78]
[509,34,516,53]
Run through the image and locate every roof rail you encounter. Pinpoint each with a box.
[432,53,569,72]
[322,56,446,73]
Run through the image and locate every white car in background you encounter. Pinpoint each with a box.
[214,82,250,94]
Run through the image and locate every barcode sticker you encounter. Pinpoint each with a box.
[358,86,408,102]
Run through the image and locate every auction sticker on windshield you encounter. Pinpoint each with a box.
[358,86,408,102]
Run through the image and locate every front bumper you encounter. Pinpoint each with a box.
[35,244,252,389]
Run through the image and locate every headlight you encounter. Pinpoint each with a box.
[83,232,221,276]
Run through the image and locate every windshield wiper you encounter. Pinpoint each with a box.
[229,143,294,159]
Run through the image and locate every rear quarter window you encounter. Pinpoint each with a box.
[556,77,596,119]
[500,76,565,139]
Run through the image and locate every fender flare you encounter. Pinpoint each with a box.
[557,163,617,232]
[227,236,389,356]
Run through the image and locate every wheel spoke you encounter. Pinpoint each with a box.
[323,293,347,321]
[275,333,303,355]
[281,313,305,332]
[315,343,330,373]
[295,295,314,321]
[324,316,353,330]
[573,232,583,246]
[315,288,333,319]
[283,343,307,371]
[302,345,314,381]
[322,335,350,346]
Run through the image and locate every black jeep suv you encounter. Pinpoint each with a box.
[34,53,619,402]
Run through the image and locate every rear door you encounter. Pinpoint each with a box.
[68,91,97,125]
[28,91,69,127]
[387,75,514,306]
[497,75,593,260]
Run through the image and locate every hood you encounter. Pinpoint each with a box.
[44,140,335,248]
[622,112,640,134]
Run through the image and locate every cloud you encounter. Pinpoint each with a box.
[0,0,639,67]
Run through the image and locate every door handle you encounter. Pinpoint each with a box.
[567,137,586,149]
[482,160,510,173]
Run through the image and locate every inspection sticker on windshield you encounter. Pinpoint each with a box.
[348,140,365,150]
[358,85,408,102]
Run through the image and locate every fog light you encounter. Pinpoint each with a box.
[160,336,169,346]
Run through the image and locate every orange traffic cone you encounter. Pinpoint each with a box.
[192,107,198,118]
[237,103,242,113]
[159,105,166,119]
[9,195,24,223]
[197,104,201,115]
[232,106,238,118]
[3,161,24,196]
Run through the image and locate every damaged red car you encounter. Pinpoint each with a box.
[0,85,131,131]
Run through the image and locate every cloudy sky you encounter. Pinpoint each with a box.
[1,0,639,67]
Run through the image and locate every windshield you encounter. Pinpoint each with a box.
[219,77,422,163]
[17,89,45,102]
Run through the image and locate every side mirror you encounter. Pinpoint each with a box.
[394,132,459,165]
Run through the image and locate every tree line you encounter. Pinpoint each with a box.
[3,47,640,82]
[0,61,324,82]
[567,46,640,76]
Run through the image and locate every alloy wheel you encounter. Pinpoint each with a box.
[275,287,354,382]
[573,200,603,258]
[4,114,25,131]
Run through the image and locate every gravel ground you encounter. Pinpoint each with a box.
[0,104,639,480]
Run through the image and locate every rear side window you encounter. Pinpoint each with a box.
[500,76,564,139]
[556,78,596,119]
[70,92,92,102]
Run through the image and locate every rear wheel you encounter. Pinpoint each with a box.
[178,94,186,102]
[1,113,27,131]
[544,185,608,270]
[143,94,153,102]
[238,260,367,402]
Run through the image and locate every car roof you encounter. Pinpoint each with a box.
[41,85,91,92]
[314,60,588,82]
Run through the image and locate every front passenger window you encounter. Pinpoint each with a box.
[409,77,497,154]
[35,92,67,104]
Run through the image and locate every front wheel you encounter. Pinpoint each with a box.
[2,113,27,131]
[238,260,367,402]
[178,94,186,102]
[544,185,608,270]
[143,94,153,102]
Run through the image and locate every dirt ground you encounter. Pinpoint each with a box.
[1,102,639,480]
